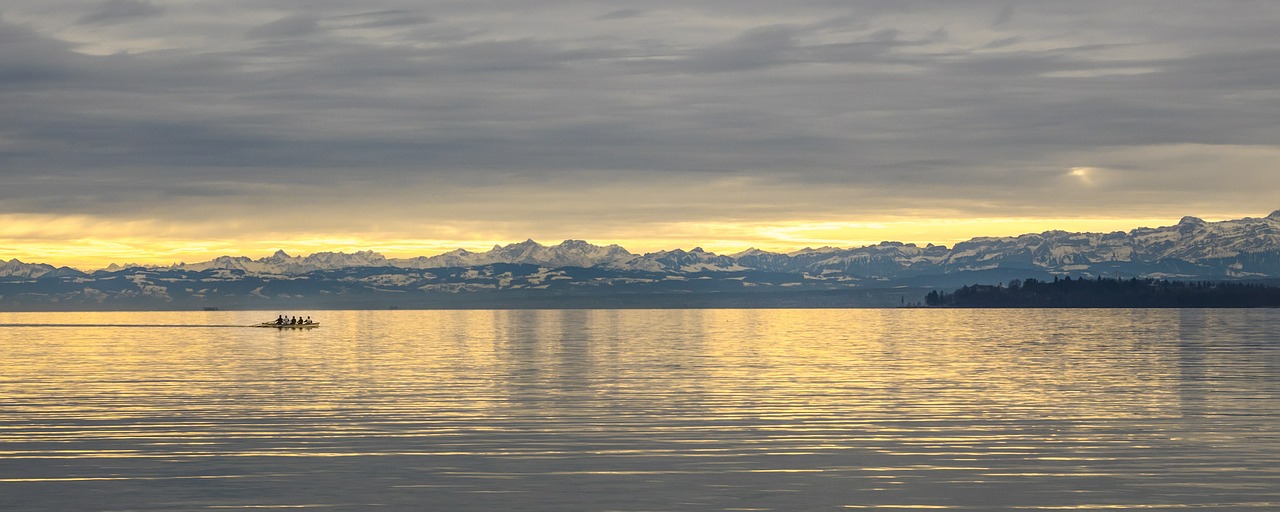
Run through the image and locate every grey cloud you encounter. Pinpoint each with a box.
[76,0,163,25]
[1160,48,1280,91]
[0,20,78,84]
[991,4,1015,28]
[245,14,321,40]
[684,25,804,73]
[938,45,1130,78]
[598,9,644,20]
[982,36,1020,49]
[1,0,1278,228]
[333,10,432,28]
[424,38,608,73]
[630,22,914,76]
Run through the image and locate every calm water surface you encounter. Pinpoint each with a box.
[1,309,1278,511]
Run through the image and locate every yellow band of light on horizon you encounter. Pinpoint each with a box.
[0,213,1239,271]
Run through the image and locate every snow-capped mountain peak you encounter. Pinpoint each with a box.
[0,259,56,279]
[730,248,774,258]
[57,209,1280,280]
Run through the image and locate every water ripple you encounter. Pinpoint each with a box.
[2,309,1279,511]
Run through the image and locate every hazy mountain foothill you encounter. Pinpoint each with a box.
[3,211,1280,311]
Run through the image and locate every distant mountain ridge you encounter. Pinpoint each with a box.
[2,211,1279,310]
[4,210,1280,279]
[150,209,1280,278]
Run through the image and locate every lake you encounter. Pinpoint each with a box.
[2,309,1278,511]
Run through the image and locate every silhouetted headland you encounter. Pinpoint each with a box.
[926,277,1280,308]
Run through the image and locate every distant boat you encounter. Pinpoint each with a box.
[253,322,320,329]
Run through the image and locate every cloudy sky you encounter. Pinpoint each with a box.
[3,1,1279,268]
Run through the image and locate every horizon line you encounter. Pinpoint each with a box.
[5,210,1277,272]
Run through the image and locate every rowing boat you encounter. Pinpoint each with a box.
[250,322,318,330]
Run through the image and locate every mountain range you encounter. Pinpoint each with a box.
[3,210,1279,310]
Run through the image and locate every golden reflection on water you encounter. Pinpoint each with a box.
[1,309,1279,511]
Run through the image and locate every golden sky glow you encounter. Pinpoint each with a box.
[1,212,1255,271]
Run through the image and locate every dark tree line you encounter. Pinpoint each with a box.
[925,276,1280,308]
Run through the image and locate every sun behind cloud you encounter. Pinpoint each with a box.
[1068,167,1098,185]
